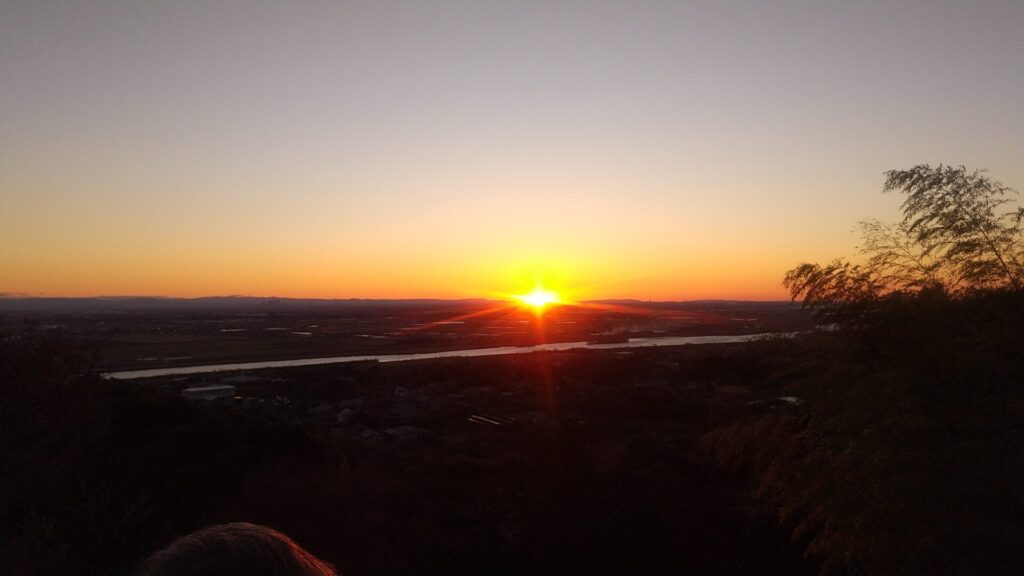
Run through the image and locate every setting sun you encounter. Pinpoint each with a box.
[515,287,561,311]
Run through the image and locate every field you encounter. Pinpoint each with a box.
[0,297,812,371]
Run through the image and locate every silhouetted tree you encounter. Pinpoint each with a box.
[885,164,1023,290]
[857,218,949,292]
[782,260,879,323]
[786,165,1022,313]
[742,164,1024,575]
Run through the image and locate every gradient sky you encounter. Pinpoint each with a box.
[2,1,1022,300]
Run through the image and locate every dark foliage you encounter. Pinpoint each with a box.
[785,165,1022,318]
[706,292,1024,574]
[719,165,1024,574]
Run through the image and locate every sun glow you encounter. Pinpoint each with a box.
[515,287,561,312]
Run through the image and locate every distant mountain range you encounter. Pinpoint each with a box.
[0,294,795,314]
[0,295,495,313]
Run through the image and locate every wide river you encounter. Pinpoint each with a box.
[103,332,795,380]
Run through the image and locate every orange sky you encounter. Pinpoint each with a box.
[2,2,1022,301]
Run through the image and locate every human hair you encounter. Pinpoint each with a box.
[134,522,336,576]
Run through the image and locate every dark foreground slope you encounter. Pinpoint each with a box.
[1,333,815,576]
[707,291,1024,575]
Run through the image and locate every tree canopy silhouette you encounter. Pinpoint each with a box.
[713,165,1024,575]
[785,165,1023,314]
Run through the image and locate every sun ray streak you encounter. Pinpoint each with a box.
[397,302,517,334]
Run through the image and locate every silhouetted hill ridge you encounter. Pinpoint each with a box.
[0,295,798,314]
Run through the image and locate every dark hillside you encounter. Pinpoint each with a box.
[706,291,1024,574]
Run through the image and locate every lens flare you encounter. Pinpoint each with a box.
[515,287,560,311]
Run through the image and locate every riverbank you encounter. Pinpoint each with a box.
[104,332,797,379]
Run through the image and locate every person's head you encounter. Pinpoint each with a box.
[135,522,336,576]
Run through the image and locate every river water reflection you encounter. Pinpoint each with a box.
[104,332,795,380]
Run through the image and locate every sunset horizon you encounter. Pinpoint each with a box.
[0,288,796,302]
[3,3,1023,574]
[4,2,1020,302]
